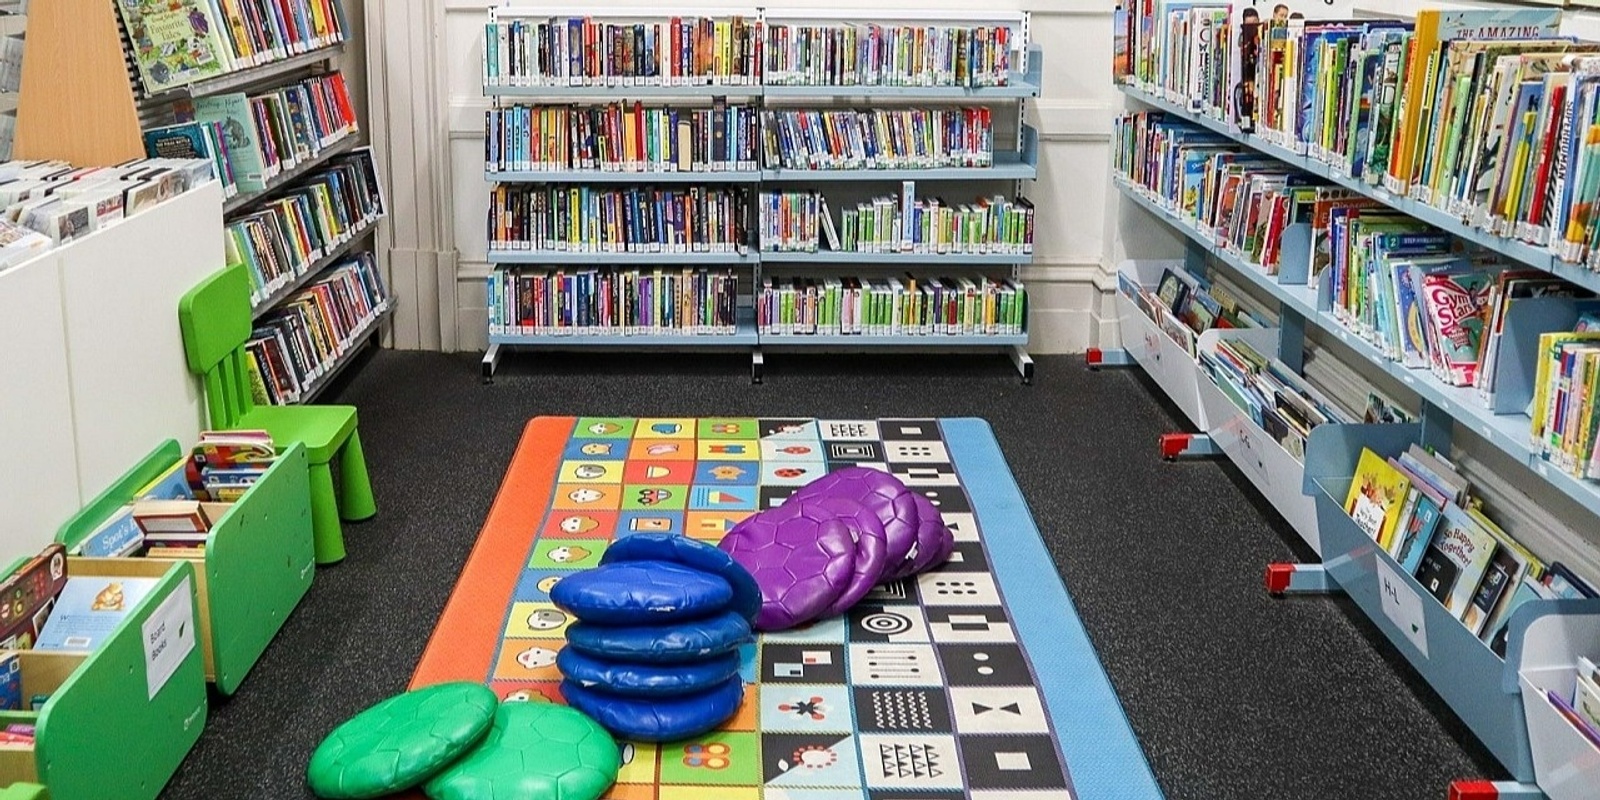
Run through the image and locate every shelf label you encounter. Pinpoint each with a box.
[1376,560,1428,659]
[143,576,197,700]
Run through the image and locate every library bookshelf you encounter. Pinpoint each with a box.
[476,6,1041,384]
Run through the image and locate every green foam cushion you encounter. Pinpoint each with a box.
[425,702,620,800]
[308,682,499,799]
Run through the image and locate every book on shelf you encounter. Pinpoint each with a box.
[117,0,349,95]
[761,23,1014,88]
[488,266,742,337]
[245,252,390,405]
[228,148,385,306]
[759,188,1034,255]
[1345,449,1412,550]
[1197,335,1354,462]
[487,185,750,254]
[32,576,159,652]
[483,15,762,88]
[759,108,995,171]
[0,544,67,650]
[756,274,1025,337]
[485,102,759,174]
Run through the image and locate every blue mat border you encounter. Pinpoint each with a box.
[943,417,1166,800]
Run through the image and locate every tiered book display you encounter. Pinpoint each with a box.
[15,0,390,405]
[478,6,1042,383]
[1109,4,1600,797]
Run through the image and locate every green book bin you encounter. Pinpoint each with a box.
[56,440,315,695]
[0,559,206,800]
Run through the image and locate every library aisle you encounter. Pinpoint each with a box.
[158,351,1490,800]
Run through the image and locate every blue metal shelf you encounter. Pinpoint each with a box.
[760,332,1027,346]
[491,318,759,347]
[484,83,763,99]
[485,169,761,184]
[487,250,755,266]
[1119,82,1600,297]
[1115,177,1600,516]
[760,250,1031,265]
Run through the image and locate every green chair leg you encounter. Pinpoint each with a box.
[308,461,346,564]
[338,429,377,522]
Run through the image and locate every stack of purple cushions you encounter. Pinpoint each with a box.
[718,467,955,631]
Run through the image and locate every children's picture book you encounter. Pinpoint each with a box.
[1417,504,1500,619]
[1486,574,1551,657]
[115,0,234,95]
[0,544,68,651]
[33,577,160,653]
[136,458,195,501]
[73,506,145,558]
[1344,448,1411,549]
[0,654,19,711]
[193,430,276,466]
[1156,267,1192,315]
[1461,547,1519,636]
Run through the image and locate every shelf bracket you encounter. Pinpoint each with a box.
[481,343,502,383]
[1009,345,1034,384]
[1446,780,1545,800]
[751,347,764,385]
[1278,308,1306,374]
[1419,399,1453,456]
[1266,563,1335,596]
[1086,347,1135,369]
[1160,432,1219,461]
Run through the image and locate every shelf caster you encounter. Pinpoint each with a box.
[1009,345,1034,384]
[1086,347,1133,370]
[1266,563,1334,596]
[1448,780,1545,800]
[1159,432,1218,461]
[481,343,501,384]
[751,347,764,385]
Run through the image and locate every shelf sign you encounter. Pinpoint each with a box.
[143,577,197,699]
[1376,560,1428,659]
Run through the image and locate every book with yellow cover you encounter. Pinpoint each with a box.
[1344,448,1413,550]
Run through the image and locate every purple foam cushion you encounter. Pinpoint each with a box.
[717,499,858,631]
[804,496,889,617]
[792,467,919,569]
[886,492,956,581]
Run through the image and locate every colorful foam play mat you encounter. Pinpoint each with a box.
[411,417,1163,800]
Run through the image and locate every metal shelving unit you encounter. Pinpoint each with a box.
[478,7,1040,383]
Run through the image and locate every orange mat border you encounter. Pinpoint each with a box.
[410,416,574,688]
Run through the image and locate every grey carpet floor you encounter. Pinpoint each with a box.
[158,349,1499,799]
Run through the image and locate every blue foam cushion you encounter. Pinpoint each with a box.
[551,560,733,624]
[556,648,740,698]
[564,610,752,664]
[560,676,744,743]
[600,534,763,623]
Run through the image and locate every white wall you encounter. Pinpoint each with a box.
[365,0,1123,354]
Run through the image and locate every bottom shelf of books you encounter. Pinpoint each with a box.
[54,435,314,696]
[0,550,206,800]
[1518,612,1600,800]
[1303,424,1600,783]
[1116,259,1210,430]
[246,251,392,405]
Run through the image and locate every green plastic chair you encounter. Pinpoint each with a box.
[0,784,48,800]
[178,263,376,564]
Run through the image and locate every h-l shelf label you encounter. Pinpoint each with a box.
[1377,560,1428,659]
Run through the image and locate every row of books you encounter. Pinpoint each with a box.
[1122,261,1264,354]
[1124,4,1600,270]
[757,274,1027,337]
[485,102,759,173]
[1200,335,1356,462]
[72,432,279,559]
[1552,658,1600,749]
[487,267,744,337]
[228,149,385,309]
[487,185,749,254]
[1343,444,1598,655]
[145,73,359,199]
[0,157,215,270]
[1531,325,1600,482]
[484,16,762,88]
[481,16,1020,89]
[246,252,389,405]
[761,108,995,171]
[757,187,1034,255]
[119,0,348,95]
[761,24,1015,88]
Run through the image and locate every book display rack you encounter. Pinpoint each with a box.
[477,6,1042,383]
[1104,6,1600,797]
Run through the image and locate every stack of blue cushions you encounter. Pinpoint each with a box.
[552,534,761,742]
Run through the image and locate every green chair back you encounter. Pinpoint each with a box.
[178,264,256,429]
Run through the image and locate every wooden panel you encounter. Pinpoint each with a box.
[13,0,142,165]
[0,253,81,556]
